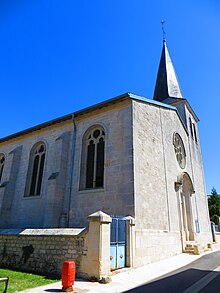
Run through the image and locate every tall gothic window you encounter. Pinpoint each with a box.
[81,127,105,189]
[25,143,46,196]
[193,123,198,144]
[189,117,198,144]
[189,117,194,139]
[0,154,5,182]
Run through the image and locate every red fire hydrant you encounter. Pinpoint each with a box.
[62,260,76,292]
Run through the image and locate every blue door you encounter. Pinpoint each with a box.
[110,217,126,270]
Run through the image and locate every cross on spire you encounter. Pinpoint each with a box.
[161,20,166,43]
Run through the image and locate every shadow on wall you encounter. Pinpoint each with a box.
[20,244,34,264]
[1,243,34,266]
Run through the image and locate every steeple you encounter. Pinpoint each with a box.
[153,40,183,102]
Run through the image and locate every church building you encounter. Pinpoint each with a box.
[0,40,211,268]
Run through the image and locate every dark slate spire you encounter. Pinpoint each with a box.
[153,40,183,102]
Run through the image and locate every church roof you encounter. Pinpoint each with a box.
[74,92,176,117]
[0,92,188,143]
[153,40,183,102]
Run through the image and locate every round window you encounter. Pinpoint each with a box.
[173,133,186,169]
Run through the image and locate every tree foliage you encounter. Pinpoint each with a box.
[208,187,220,224]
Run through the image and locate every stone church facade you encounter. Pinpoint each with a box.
[0,40,211,269]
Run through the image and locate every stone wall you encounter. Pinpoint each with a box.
[0,120,73,229]
[0,229,87,277]
[70,100,135,227]
[0,211,112,280]
[132,99,212,266]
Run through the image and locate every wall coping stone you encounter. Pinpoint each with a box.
[87,211,112,223]
[125,216,135,225]
[0,228,87,236]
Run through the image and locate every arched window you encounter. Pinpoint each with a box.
[81,127,105,189]
[0,154,5,182]
[189,117,194,139]
[193,123,198,144]
[26,143,46,196]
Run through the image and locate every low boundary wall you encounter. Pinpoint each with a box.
[0,211,113,280]
[0,228,87,277]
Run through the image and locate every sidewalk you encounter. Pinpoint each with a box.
[19,240,220,293]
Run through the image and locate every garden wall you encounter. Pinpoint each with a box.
[0,211,112,280]
[0,228,87,277]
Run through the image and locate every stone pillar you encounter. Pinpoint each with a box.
[83,211,112,280]
[125,216,135,267]
[44,131,72,228]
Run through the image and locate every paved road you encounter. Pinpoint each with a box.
[126,250,220,293]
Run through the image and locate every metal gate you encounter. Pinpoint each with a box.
[110,217,126,270]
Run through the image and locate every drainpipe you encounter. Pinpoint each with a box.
[67,114,76,227]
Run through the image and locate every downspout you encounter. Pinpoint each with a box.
[67,114,76,227]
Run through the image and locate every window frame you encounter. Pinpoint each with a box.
[80,125,105,191]
[173,132,186,169]
[189,117,194,139]
[189,116,198,145]
[193,123,198,144]
[24,142,46,197]
[0,153,5,183]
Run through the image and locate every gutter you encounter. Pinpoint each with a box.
[67,114,77,227]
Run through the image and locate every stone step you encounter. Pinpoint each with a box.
[186,241,197,245]
[184,247,195,253]
[185,246,195,250]
[184,242,200,255]
[186,243,195,248]
[185,241,198,246]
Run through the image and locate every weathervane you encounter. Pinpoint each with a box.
[161,20,166,42]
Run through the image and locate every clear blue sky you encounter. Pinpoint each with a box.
[0,0,219,194]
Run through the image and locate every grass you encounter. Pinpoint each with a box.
[0,269,59,292]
